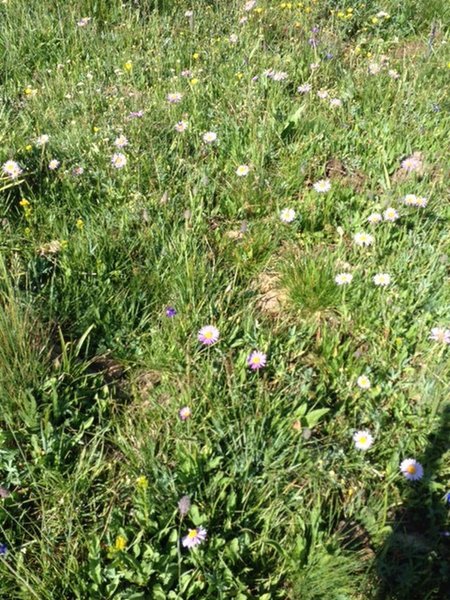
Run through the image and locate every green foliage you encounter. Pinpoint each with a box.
[0,1,449,598]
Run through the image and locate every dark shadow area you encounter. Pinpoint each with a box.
[375,404,450,599]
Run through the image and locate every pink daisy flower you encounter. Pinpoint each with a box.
[247,351,267,370]
[182,526,207,549]
[178,406,192,421]
[198,325,219,345]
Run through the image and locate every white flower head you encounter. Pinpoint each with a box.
[367,212,383,224]
[383,207,399,222]
[329,98,342,108]
[373,273,391,287]
[313,179,331,193]
[353,430,374,450]
[429,327,450,344]
[167,92,183,104]
[353,232,374,247]
[35,134,49,146]
[280,208,296,223]
[48,159,60,170]
[297,83,312,94]
[175,120,188,133]
[335,273,353,285]
[114,135,128,149]
[357,375,371,390]
[2,160,23,179]
[400,458,424,481]
[111,153,127,169]
[202,131,217,144]
[244,0,257,12]
[236,164,250,177]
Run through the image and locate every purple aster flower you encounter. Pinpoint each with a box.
[178,495,191,517]
[444,491,450,504]
[198,325,219,345]
[182,526,207,549]
[325,52,334,60]
[247,351,267,370]
[0,543,6,556]
[308,38,318,48]
[128,110,144,119]
[165,306,177,317]
[178,406,192,421]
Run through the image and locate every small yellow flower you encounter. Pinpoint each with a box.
[337,11,345,18]
[24,87,37,97]
[447,62,450,69]
[93,126,100,133]
[305,6,311,13]
[192,52,200,60]
[114,535,127,551]
[25,144,33,151]
[190,77,199,85]
[19,199,30,207]
[366,52,372,58]
[235,72,243,80]
[371,17,379,24]
[136,475,149,490]
[123,61,133,72]
[255,7,264,14]
[76,218,84,230]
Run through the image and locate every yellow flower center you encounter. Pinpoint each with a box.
[359,436,367,445]
[204,330,213,339]
[187,529,197,539]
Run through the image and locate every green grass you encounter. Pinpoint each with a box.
[0,1,449,598]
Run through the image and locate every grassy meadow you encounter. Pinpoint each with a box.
[0,0,449,598]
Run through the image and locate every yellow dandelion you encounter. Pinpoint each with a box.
[114,535,127,551]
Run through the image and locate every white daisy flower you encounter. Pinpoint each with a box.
[313,179,331,193]
[383,207,399,222]
[373,273,391,287]
[400,458,424,481]
[353,232,374,247]
[279,208,296,223]
[111,153,127,169]
[356,375,371,390]
[335,273,353,285]
[367,212,383,224]
[236,164,250,177]
[353,430,374,450]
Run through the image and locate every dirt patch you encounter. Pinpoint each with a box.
[254,271,287,318]
[325,157,367,192]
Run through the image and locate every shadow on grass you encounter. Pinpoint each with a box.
[375,404,450,599]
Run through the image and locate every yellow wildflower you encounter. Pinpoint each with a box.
[25,144,32,151]
[19,199,30,207]
[123,61,133,72]
[192,52,200,60]
[76,218,84,230]
[114,535,127,551]
[190,78,199,85]
[136,475,149,490]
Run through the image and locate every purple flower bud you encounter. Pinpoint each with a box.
[165,306,177,318]
[178,495,191,517]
